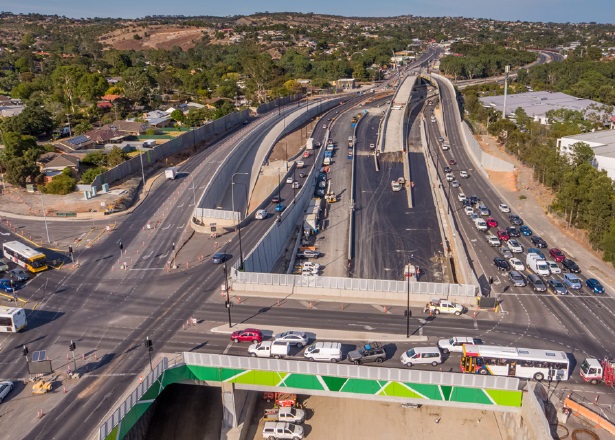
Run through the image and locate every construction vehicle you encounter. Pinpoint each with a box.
[425,299,466,316]
[263,392,299,408]
[263,406,306,423]
[32,379,53,395]
[580,358,615,385]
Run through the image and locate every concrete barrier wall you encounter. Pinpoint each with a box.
[248,99,339,208]
[231,271,478,306]
[256,94,302,115]
[233,131,330,273]
[91,110,248,190]
[429,73,514,174]
[461,123,515,172]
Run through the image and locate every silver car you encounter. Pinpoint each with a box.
[509,271,526,287]
[0,381,13,403]
[274,331,309,348]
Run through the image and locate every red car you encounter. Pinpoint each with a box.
[449,159,457,165]
[497,230,510,241]
[231,328,263,343]
[486,217,498,228]
[549,248,566,263]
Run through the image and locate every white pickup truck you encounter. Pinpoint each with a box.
[426,300,466,316]
[263,407,306,423]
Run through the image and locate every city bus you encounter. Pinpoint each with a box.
[461,345,570,381]
[2,241,47,273]
[0,307,27,332]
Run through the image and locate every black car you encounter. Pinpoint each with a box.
[212,252,230,264]
[443,166,451,173]
[493,257,511,271]
[531,236,548,248]
[347,342,387,365]
[509,215,523,226]
[561,258,581,273]
[506,227,520,238]
[461,199,472,207]
[469,195,480,206]
[271,195,280,204]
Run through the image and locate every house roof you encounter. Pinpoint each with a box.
[101,94,122,102]
[109,120,149,133]
[85,127,127,143]
[55,135,94,151]
[38,153,80,170]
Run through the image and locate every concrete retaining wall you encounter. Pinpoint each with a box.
[91,110,249,190]
[429,73,514,174]
[498,383,553,440]
[256,94,302,114]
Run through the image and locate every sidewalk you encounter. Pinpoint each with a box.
[476,134,615,287]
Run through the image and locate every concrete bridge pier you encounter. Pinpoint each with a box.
[220,382,258,440]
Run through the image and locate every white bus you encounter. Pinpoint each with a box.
[461,345,569,381]
[0,307,26,332]
[2,241,47,273]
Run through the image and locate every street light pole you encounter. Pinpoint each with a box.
[232,173,248,269]
[406,267,411,338]
[139,150,146,186]
[223,259,232,328]
[39,191,51,244]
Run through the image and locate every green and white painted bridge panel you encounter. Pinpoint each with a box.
[178,353,522,408]
[100,353,523,440]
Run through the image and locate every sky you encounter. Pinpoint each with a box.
[0,0,613,24]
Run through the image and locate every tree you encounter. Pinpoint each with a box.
[170,109,185,124]
[107,146,128,167]
[1,104,53,137]
[52,65,87,113]
[77,73,108,103]
[2,132,37,158]
[120,67,153,103]
[4,157,38,187]
[74,122,93,135]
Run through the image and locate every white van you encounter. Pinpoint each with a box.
[323,157,331,166]
[437,337,482,354]
[400,347,442,367]
[248,341,289,359]
[303,342,342,362]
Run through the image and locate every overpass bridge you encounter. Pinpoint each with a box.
[99,353,525,440]
[380,75,417,153]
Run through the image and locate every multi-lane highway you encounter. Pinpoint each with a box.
[1,46,614,438]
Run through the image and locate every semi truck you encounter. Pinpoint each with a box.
[306,138,314,150]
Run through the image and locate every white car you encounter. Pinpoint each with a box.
[302,262,321,271]
[437,337,482,354]
[255,209,268,220]
[457,193,466,202]
[464,206,474,216]
[498,204,511,213]
[507,239,523,253]
[0,381,13,403]
[274,331,309,348]
[286,177,294,184]
[445,173,454,182]
[292,181,300,189]
[460,171,469,178]
[451,179,460,188]
[547,260,561,274]
[509,258,525,271]
[301,267,319,275]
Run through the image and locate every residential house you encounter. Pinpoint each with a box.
[55,134,95,152]
[142,110,172,128]
[37,152,80,181]
[108,120,149,136]
[85,126,129,146]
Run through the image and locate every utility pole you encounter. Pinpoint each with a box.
[502,65,510,120]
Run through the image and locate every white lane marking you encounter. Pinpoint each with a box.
[223,341,234,355]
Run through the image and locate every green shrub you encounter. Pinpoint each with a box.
[43,174,75,195]
[81,166,106,184]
